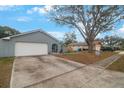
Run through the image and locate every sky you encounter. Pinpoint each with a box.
[0,5,124,42]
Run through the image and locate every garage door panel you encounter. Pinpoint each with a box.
[15,42,48,56]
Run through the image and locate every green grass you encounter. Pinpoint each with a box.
[107,55,124,72]
[0,57,14,64]
[0,57,14,88]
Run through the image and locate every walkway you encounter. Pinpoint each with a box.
[91,54,121,68]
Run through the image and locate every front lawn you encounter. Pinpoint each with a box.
[56,51,116,65]
[107,55,124,72]
[0,57,14,88]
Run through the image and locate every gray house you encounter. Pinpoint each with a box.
[0,29,61,57]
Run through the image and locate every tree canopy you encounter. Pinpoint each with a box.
[49,5,124,52]
[101,35,122,47]
[0,26,20,38]
[63,31,77,46]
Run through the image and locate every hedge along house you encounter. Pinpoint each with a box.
[0,29,61,57]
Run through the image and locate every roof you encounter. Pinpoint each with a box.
[69,40,102,46]
[1,29,59,42]
[69,42,87,46]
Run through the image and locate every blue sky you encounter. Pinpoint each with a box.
[0,5,124,41]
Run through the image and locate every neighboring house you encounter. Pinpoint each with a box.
[66,40,102,52]
[93,40,102,51]
[67,42,88,52]
[0,29,61,57]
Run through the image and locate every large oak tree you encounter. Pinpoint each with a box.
[49,5,124,52]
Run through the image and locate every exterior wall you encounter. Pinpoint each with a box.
[94,45,101,51]
[71,45,101,51]
[82,46,88,50]
[72,46,83,51]
[0,31,61,57]
[65,45,102,52]
[0,40,15,57]
[69,45,88,51]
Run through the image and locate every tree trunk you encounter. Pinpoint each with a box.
[87,40,94,53]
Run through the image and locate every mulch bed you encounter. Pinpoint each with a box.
[55,51,116,65]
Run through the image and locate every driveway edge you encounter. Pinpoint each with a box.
[55,56,86,66]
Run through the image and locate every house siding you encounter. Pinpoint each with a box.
[0,40,15,57]
[0,31,61,57]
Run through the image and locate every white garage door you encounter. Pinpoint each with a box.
[15,42,48,56]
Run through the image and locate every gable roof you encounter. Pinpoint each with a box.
[1,29,60,42]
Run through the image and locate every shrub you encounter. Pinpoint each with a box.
[101,47,113,51]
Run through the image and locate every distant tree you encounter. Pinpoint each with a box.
[63,31,77,46]
[101,35,122,50]
[0,26,20,38]
[120,38,124,50]
[49,5,124,52]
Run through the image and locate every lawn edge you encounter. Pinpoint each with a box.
[55,56,86,66]
[10,57,15,88]
[105,55,121,69]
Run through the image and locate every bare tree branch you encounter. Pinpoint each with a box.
[49,5,124,52]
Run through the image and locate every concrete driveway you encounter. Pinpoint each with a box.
[10,55,85,87]
[10,55,124,88]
